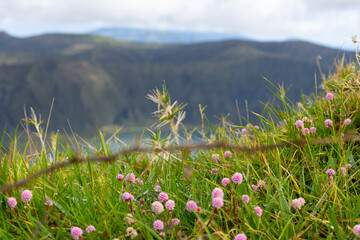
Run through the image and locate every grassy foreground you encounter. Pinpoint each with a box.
[0,58,360,240]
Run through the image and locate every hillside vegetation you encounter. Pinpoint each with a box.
[0,52,359,239]
[0,32,354,132]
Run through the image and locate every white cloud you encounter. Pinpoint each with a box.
[0,0,359,49]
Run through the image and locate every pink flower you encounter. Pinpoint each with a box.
[212,153,220,163]
[185,200,198,212]
[125,173,136,183]
[71,227,83,240]
[326,93,334,100]
[341,167,347,176]
[257,180,266,190]
[241,129,247,135]
[302,128,309,135]
[242,195,250,204]
[211,168,218,175]
[254,125,259,130]
[252,184,258,193]
[8,197,17,209]
[310,127,316,133]
[122,192,134,202]
[232,173,243,184]
[344,118,351,125]
[298,197,305,206]
[45,200,53,206]
[326,168,336,176]
[21,190,33,203]
[234,233,247,240]
[116,174,124,181]
[211,188,224,199]
[152,201,164,214]
[325,119,332,128]
[354,224,360,236]
[158,192,169,202]
[224,151,232,158]
[86,225,96,233]
[291,199,302,210]
[135,178,143,185]
[346,164,352,169]
[171,218,180,226]
[154,185,162,192]
[159,232,165,238]
[165,200,175,211]
[212,197,224,209]
[153,220,164,231]
[295,120,303,129]
[254,206,263,216]
[221,178,230,186]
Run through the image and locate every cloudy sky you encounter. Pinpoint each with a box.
[0,0,359,49]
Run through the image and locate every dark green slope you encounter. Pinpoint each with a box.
[0,33,354,131]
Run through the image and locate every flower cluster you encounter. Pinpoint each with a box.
[291,197,306,210]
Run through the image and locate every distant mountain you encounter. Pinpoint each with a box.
[0,32,354,133]
[90,27,249,44]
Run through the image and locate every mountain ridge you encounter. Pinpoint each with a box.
[0,32,354,133]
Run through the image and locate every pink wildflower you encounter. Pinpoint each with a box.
[344,118,351,125]
[159,232,165,238]
[326,168,336,176]
[232,173,243,184]
[221,178,230,186]
[254,206,263,217]
[212,153,220,163]
[211,187,224,199]
[21,190,33,203]
[185,200,198,212]
[8,197,17,209]
[211,168,218,175]
[152,201,164,214]
[45,200,53,206]
[165,200,175,211]
[71,227,83,240]
[252,184,258,193]
[310,127,316,133]
[224,151,232,158]
[197,206,202,212]
[122,192,134,202]
[354,224,360,236]
[153,220,164,231]
[86,225,96,233]
[116,174,124,181]
[346,164,352,169]
[154,185,161,192]
[341,167,347,176]
[135,178,143,185]
[325,119,332,128]
[171,218,180,226]
[242,195,250,204]
[241,129,247,135]
[302,128,309,135]
[257,180,266,190]
[254,125,259,130]
[298,197,305,206]
[212,197,224,209]
[234,233,247,240]
[326,93,334,100]
[291,199,302,210]
[125,173,136,183]
[295,120,303,128]
[158,192,169,202]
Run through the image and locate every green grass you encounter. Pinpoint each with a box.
[0,59,359,240]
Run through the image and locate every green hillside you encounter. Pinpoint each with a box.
[0,32,354,132]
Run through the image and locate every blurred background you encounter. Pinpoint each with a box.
[0,0,358,135]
